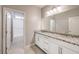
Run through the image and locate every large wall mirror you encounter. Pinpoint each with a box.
[41,5,79,36]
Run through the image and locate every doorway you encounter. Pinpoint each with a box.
[3,7,25,54]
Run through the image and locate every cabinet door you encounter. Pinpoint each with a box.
[38,35,49,53]
[48,43,59,54]
[35,34,43,48]
[35,34,39,45]
[35,34,48,53]
[62,47,77,54]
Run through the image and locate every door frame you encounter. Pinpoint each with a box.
[3,7,25,54]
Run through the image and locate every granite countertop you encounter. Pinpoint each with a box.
[35,30,79,46]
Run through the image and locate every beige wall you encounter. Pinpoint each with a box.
[3,5,41,45]
[0,6,2,53]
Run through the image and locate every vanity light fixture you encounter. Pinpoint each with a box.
[53,8,57,14]
[46,11,52,16]
[46,7,57,17]
[56,6,62,12]
[49,10,53,14]
[46,6,63,17]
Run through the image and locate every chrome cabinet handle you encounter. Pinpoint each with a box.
[60,47,62,54]
[37,37,39,41]
[58,47,62,54]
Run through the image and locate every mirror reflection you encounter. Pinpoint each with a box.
[41,5,79,36]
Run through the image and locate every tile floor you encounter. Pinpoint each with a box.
[8,36,24,54]
[24,45,45,54]
[8,36,45,54]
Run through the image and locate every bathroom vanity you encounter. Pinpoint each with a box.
[35,31,79,54]
[35,6,79,54]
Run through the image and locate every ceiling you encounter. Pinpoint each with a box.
[34,5,60,9]
[34,5,46,8]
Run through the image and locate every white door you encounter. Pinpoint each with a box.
[3,8,12,53]
[6,12,12,52]
[3,8,25,54]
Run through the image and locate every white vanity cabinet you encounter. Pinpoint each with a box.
[35,32,79,54]
[35,33,60,54]
[61,42,79,54]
